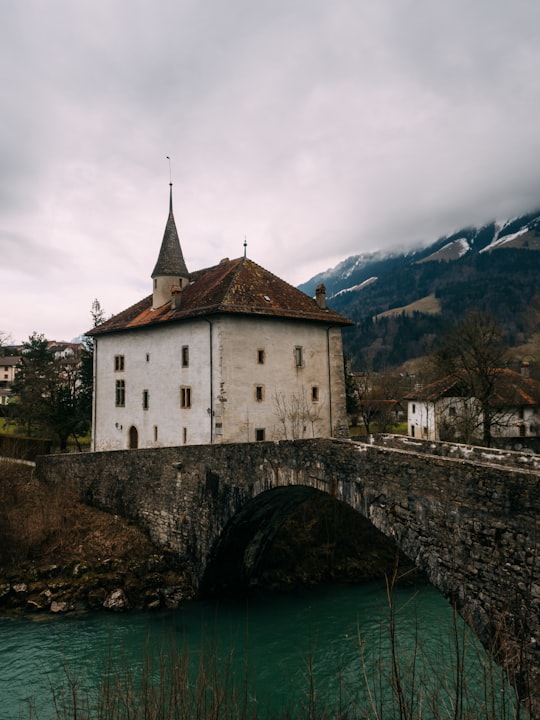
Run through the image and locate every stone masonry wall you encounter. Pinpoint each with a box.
[37,438,540,711]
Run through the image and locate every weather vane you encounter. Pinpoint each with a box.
[166,155,172,184]
[243,236,247,258]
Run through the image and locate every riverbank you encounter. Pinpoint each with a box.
[0,459,420,616]
[0,460,195,615]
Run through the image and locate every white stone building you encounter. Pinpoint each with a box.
[88,188,352,450]
[406,367,540,448]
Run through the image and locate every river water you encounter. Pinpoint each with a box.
[0,579,516,719]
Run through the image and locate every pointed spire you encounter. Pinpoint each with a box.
[151,183,190,309]
[151,183,189,280]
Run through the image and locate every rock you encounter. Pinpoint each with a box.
[159,586,184,609]
[39,565,61,579]
[103,588,129,612]
[0,583,11,599]
[12,583,28,596]
[26,588,53,610]
[72,563,89,578]
[87,587,107,609]
[50,600,69,613]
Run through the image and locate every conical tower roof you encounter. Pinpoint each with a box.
[151,184,189,279]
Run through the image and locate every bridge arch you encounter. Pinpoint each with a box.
[200,485,411,596]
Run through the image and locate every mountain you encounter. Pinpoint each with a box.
[299,210,540,371]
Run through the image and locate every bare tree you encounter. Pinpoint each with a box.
[350,371,402,435]
[434,311,507,447]
[0,331,13,356]
[273,390,323,439]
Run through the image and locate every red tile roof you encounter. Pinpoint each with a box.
[88,257,352,337]
[406,369,540,407]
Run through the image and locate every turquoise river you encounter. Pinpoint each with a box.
[0,580,517,719]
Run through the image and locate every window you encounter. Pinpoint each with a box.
[519,424,526,437]
[114,355,125,372]
[180,386,192,408]
[257,349,265,364]
[142,389,149,410]
[448,406,456,416]
[255,385,265,401]
[146,353,150,362]
[412,404,416,414]
[182,345,189,368]
[115,380,125,407]
[154,425,158,442]
[182,427,187,444]
[255,428,265,442]
[311,385,319,402]
[215,422,223,436]
[294,346,304,367]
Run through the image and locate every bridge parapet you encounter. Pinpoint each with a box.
[372,433,540,472]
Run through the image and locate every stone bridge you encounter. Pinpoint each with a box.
[37,436,540,712]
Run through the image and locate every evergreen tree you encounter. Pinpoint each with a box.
[11,332,90,450]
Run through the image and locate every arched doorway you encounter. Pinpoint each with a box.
[128,425,138,449]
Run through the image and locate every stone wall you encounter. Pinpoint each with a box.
[37,438,540,712]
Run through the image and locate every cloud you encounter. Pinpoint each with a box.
[2,0,540,342]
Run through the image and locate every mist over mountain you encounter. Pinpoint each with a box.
[299,209,540,371]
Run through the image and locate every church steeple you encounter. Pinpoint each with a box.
[151,183,189,309]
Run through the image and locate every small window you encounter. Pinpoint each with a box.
[182,345,189,368]
[412,404,416,414]
[146,353,150,362]
[182,427,187,444]
[519,424,526,437]
[311,386,319,402]
[142,389,149,410]
[448,406,456,416]
[294,346,304,367]
[180,386,192,408]
[215,422,223,436]
[154,425,158,442]
[255,428,265,442]
[115,379,125,407]
[257,349,265,364]
[114,355,125,372]
[255,385,265,401]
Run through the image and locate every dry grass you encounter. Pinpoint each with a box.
[374,293,441,320]
[0,461,158,569]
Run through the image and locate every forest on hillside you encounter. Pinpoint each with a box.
[336,249,540,371]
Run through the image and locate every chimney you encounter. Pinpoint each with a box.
[315,283,327,310]
[521,361,530,379]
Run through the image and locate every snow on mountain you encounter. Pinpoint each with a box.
[331,277,378,299]
[479,226,530,253]
[417,237,471,263]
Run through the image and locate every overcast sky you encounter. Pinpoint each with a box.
[2,0,540,343]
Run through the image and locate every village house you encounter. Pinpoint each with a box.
[406,365,540,450]
[87,187,352,450]
[0,356,21,406]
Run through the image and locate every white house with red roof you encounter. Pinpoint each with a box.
[87,186,352,450]
[406,366,540,448]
